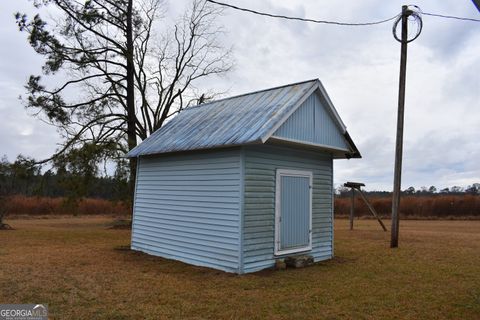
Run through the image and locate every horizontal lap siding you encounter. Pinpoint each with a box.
[242,145,333,273]
[131,149,241,273]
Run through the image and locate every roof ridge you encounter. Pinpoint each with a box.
[184,78,319,111]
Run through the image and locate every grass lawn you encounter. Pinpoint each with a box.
[0,217,479,319]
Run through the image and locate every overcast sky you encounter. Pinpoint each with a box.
[0,0,479,191]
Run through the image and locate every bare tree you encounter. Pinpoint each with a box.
[15,0,232,193]
[134,0,232,137]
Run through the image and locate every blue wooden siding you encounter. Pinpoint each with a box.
[131,149,242,273]
[273,92,350,150]
[279,175,311,251]
[242,145,333,273]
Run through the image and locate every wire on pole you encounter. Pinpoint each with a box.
[421,12,480,22]
[392,6,423,43]
[206,0,401,26]
[207,0,480,26]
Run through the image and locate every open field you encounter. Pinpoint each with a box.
[0,217,479,319]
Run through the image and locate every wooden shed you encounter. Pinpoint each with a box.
[127,79,361,274]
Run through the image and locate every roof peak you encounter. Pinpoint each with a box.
[185,78,319,111]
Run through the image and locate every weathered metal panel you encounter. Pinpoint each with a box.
[131,148,242,273]
[128,79,360,158]
[279,175,311,251]
[273,92,350,150]
[242,145,333,273]
[127,80,319,157]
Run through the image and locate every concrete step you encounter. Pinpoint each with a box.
[283,255,314,269]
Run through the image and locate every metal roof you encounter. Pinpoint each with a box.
[127,79,360,157]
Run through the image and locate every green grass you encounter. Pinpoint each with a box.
[0,217,479,319]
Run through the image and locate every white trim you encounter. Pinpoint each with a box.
[130,157,141,248]
[274,169,313,256]
[316,80,347,132]
[331,155,335,258]
[268,136,351,153]
[238,148,245,274]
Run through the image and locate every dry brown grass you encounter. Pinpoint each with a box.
[0,217,479,319]
[335,195,480,219]
[7,195,479,220]
[3,195,129,217]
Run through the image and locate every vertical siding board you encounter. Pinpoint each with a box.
[238,148,246,273]
[273,92,350,150]
[243,145,333,273]
[131,148,241,273]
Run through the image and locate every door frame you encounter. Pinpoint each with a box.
[274,169,313,256]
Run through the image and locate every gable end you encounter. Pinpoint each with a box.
[271,90,351,152]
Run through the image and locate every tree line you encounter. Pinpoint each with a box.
[336,183,480,198]
[0,155,129,201]
[0,154,129,228]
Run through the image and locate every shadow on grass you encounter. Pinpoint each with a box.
[113,243,358,280]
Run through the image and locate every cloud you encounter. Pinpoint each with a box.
[0,0,59,162]
[0,0,478,190]
[213,0,480,190]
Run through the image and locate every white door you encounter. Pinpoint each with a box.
[275,169,312,255]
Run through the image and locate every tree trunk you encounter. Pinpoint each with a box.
[126,0,137,205]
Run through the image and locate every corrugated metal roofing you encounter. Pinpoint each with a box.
[127,79,358,157]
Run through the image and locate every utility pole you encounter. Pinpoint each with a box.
[391,5,411,248]
[350,187,355,230]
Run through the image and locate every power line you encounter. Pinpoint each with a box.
[207,0,480,26]
[421,12,480,23]
[206,0,400,26]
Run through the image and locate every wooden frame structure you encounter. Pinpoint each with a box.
[343,182,387,232]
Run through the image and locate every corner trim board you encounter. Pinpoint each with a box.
[238,148,245,274]
[130,157,141,248]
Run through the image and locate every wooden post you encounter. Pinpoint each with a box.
[391,5,409,248]
[357,189,387,232]
[344,182,387,232]
[350,187,355,230]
